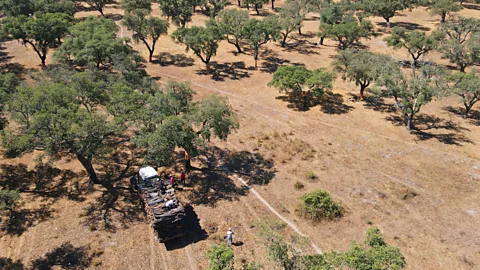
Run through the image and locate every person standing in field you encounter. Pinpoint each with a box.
[181,171,186,185]
[226,228,233,246]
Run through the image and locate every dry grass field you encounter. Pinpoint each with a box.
[1,1,480,269]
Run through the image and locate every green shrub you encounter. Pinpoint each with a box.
[207,244,234,270]
[365,226,386,247]
[297,189,342,221]
[0,190,20,212]
[294,181,304,190]
[306,170,318,181]
[242,262,262,270]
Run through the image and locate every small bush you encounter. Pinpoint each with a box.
[294,181,305,190]
[297,189,342,221]
[365,226,386,247]
[242,262,263,270]
[207,244,234,270]
[306,170,318,181]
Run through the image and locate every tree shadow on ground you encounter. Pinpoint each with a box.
[0,164,86,202]
[153,52,195,67]
[463,4,480,11]
[164,205,208,250]
[386,113,473,145]
[363,96,397,113]
[444,106,480,126]
[260,56,291,73]
[184,147,276,206]
[0,44,25,75]
[276,90,353,114]
[319,91,354,114]
[106,13,123,21]
[196,61,250,81]
[259,49,292,73]
[186,170,248,206]
[0,257,25,270]
[376,22,430,31]
[2,204,54,236]
[30,242,97,270]
[82,153,144,232]
[281,38,320,55]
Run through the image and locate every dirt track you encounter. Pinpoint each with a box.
[1,1,480,269]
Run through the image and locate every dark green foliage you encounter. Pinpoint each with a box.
[123,10,170,62]
[4,81,119,184]
[448,70,480,117]
[241,16,281,67]
[0,190,20,212]
[129,81,238,168]
[121,0,152,13]
[85,0,115,16]
[206,244,234,270]
[217,9,249,53]
[268,65,335,110]
[439,17,480,72]
[159,0,194,27]
[319,14,373,49]
[203,0,228,18]
[55,16,135,69]
[297,189,342,221]
[172,21,224,71]
[0,73,20,129]
[277,1,305,47]
[245,0,270,15]
[360,0,414,27]
[385,27,443,66]
[374,64,448,130]
[0,0,76,16]
[3,12,72,67]
[335,49,398,100]
[428,0,462,23]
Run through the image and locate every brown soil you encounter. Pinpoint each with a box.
[1,1,480,269]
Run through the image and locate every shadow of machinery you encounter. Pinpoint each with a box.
[164,205,208,251]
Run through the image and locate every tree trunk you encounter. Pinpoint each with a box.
[254,57,258,68]
[148,48,154,62]
[298,27,302,36]
[237,0,241,7]
[441,12,446,23]
[303,95,308,111]
[98,7,105,17]
[185,150,191,171]
[464,105,471,118]
[206,62,211,72]
[76,153,99,185]
[319,36,324,45]
[360,85,366,101]
[255,4,260,15]
[281,34,287,47]
[235,42,242,53]
[459,64,466,73]
[247,3,249,10]
[271,0,275,9]
[385,17,391,28]
[40,56,46,69]
[406,114,414,131]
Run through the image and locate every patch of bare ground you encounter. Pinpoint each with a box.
[1,1,480,269]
